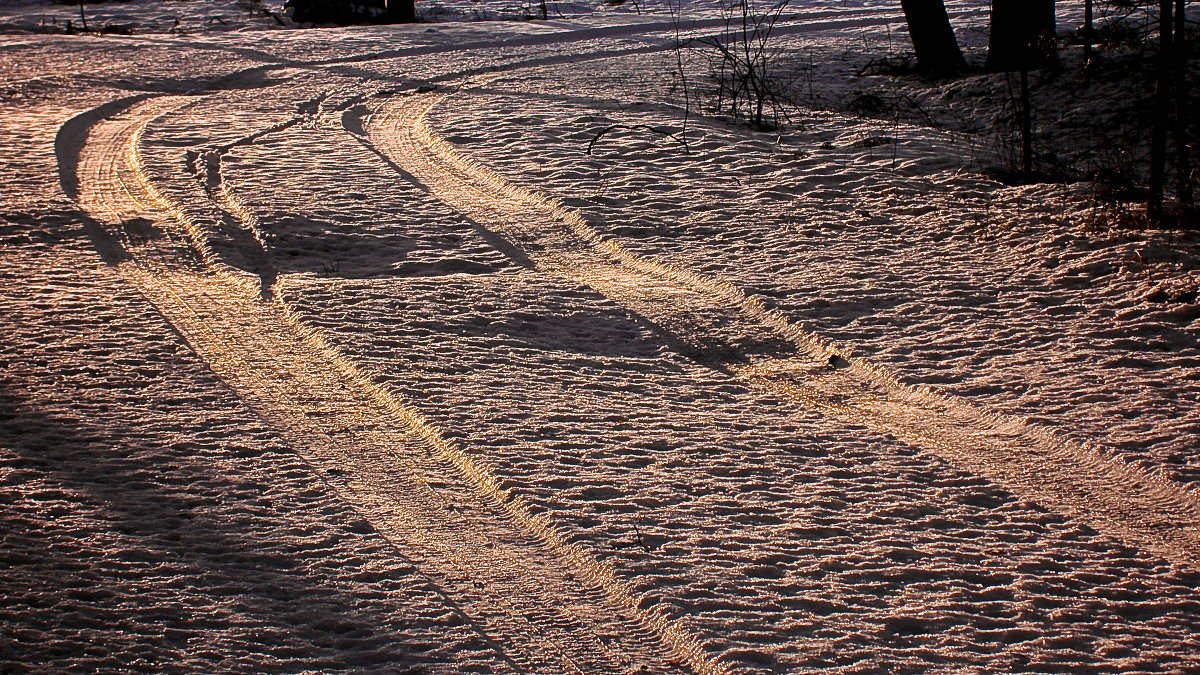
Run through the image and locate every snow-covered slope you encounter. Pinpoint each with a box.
[2,1,1199,672]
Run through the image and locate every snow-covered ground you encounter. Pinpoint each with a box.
[3,0,1199,672]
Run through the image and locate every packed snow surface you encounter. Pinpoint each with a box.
[2,0,1199,672]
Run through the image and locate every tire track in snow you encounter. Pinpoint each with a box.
[63,95,707,675]
[206,113,729,675]
[367,87,1200,570]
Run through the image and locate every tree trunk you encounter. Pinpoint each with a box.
[987,0,1057,70]
[1020,68,1033,181]
[1174,0,1192,208]
[1147,0,1173,221]
[1084,0,1094,64]
[386,0,415,22]
[900,0,965,72]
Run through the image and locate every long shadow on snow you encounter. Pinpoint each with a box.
[0,381,504,672]
[392,287,673,362]
[255,210,514,278]
[340,101,539,272]
[314,270,787,366]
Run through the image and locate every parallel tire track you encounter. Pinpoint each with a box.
[210,151,726,675]
[367,88,1200,569]
[64,96,708,675]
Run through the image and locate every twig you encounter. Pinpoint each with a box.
[586,123,690,155]
[633,523,652,553]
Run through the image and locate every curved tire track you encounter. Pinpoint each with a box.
[366,87,1200,570]
[62,95,708,675]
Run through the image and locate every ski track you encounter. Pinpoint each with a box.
[365,86,1200,569]
[67,94,710,675]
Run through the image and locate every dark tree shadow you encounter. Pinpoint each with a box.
[0,380,510,673]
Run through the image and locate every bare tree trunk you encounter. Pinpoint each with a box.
[386,0,415,22]
[1174,0,1193,208]
[900,0,965,72]
[987,0,1057,70]
[1084,0,1094,64]
[78,0,88,32]
[1020,68,1033,181]
[1147,0,1173,221]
